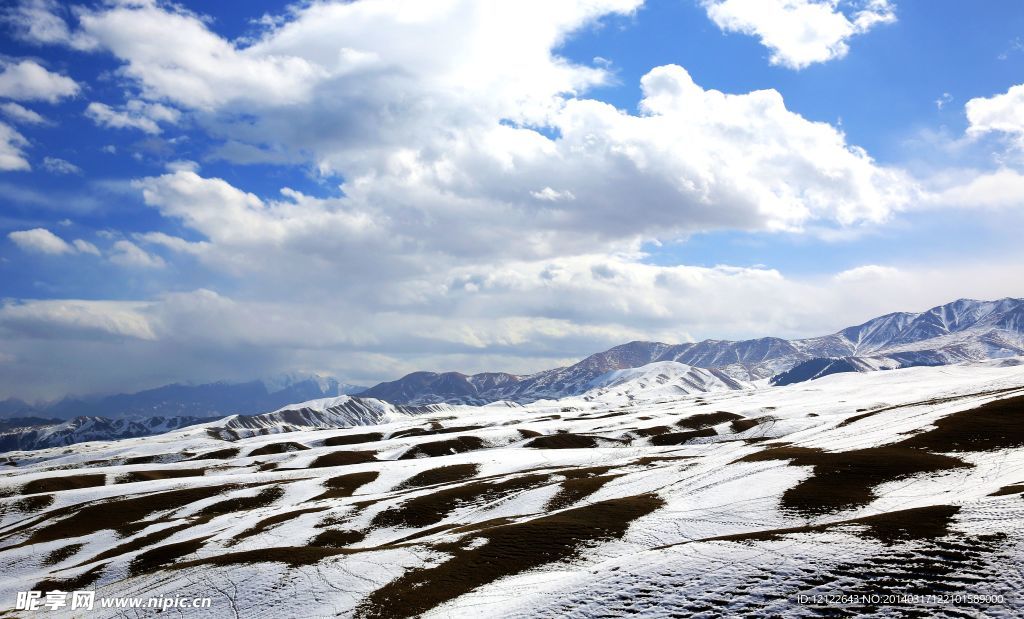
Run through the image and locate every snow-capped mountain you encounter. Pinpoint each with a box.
[358,298,1024,404]
[6,374,368,421]
[0,415,216,453]
[579,361,754,403]
[208,396,453,441]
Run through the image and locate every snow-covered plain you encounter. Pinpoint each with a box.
[1,361,1023,617]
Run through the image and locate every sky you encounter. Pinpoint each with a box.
[1,0,1024,400]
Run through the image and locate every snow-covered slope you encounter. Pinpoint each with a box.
[1,363,1023,616]
[358,297,1024,404]
[580,361,754,403]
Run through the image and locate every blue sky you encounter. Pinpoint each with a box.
[1,0,1023,399]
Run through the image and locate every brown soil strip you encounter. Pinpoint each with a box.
[517,429,541,439]
[171,545,361,569]
[189,448,240,461]
[129,535,213,576]
[79,522,196,566]
[524,434,598,449]
[729,419,761,433]
[390,425,487,440]
[312,471,381,501]
[234,507,329,541]
[396,464,480,490]
[196,486,284,518]
[650,428,717,446]
[989,484,1024,497]
[42,543,84,566]
[21,474,106,495]
[895,394,1024,452]
[34,563,105,593]
[307,451,378,468]
[737,446,970,516]
[676,412,743,430]
[707,504,960,546]
[248,442,310,456]
[20,483,243,546]
[357,494,665,618]
[371,474,552,529]
[631,425,672,437]
[546,475,619,511]
[115,469,205,484]
[398,436,486,459]
[13,494,54,513]
[309,529,366,548]
[324,432,384,447]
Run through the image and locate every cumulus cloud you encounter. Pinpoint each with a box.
[965,83,1024,145]
[72,238,100,255]
[7,227,74,254]
[925,168,1024,210]
[3,0,76,46]
[41,156,81,175]
[0,121,31,171]
[85,100,180,134]
[0,59,78,102]
[109,239,165,268]
[7,227,105,257]
[701,0,896,69]
[0,102,47,125]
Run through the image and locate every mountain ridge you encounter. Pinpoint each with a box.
[358,297,1024,404]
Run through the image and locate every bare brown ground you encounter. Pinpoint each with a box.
[396,464,480,490]
[312,470,380,501]
[248,442,309,456]
[650,428,717,446]
[737,446,970,516]
[357,494,665,618]
[235,507,329,541]
[707,504,961,546]
[398,436,486,459]
[324,432,384,447]
[524,434,598,449]
[115,469,205,484]
[307,450,378,468]
[21,474,106,495]
[370,473,552,529]
[675,412,743,430]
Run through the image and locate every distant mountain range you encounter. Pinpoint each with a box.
[2,297,1021,453]
[0,374,367,421]
[359,297,1024,404]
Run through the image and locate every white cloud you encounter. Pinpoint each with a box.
[0,121,31,171]
[925,168,1024,209]
[0,59,79,102]
[531,187,576,201]
[935,92,952,110]
[0,102,47,125]
[8,227,105,258]
[109,239,165,268]
[701,0,896,69]
[8,227,74,254]
[72,238,100,255]
[965,83,1024,145]
[3,0,75,46]
[85,100,181,134]
[165,159,199,173]
[42,156,81,175]
[833,264,899,282]
[0,298,157,341]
